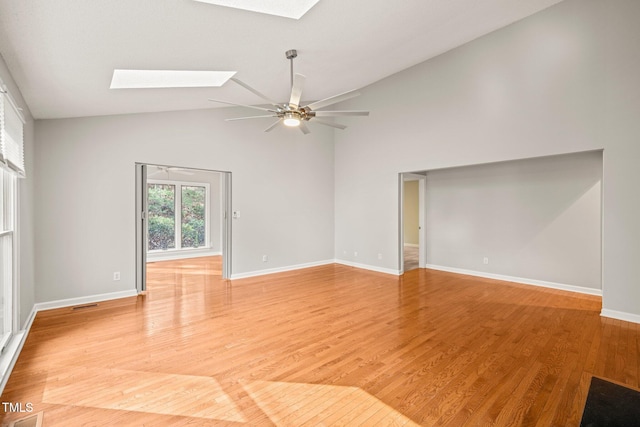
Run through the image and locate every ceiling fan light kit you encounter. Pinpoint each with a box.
[283,112,301,127]
[209,49,369,135]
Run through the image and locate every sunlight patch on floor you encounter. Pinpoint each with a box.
[242,380,419,426]
[42,366,246,422]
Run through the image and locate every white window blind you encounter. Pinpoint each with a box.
[0,90,25,177]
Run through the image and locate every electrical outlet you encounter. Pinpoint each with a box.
[262,255,268,262]
[378,253,382,260]
[113,272,121,281]
[483,257,489,265]
[354,251,358,257]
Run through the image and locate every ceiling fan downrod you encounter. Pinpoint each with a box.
[285,49,297,89]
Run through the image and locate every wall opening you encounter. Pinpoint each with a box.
[401,150,602,293]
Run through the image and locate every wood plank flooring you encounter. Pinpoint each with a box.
[404,245,419,272]
[2,257,639,426]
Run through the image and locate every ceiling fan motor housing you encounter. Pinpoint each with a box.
[285,49,298,60]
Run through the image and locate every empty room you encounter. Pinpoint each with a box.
[1,0,639,425]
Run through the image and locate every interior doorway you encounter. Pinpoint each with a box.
[135,163,232,293]
[399,173,427,273]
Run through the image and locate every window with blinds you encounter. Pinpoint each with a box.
[0,170,15,350]
[0,83,24,366]
[0,89,25,177]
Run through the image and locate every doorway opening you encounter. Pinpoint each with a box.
[135,163,232,293]
[399,173,427,273]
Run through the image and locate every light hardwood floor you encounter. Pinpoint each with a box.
[404,245,419,272]
[2,257,638,426]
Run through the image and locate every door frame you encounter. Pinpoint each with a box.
[135,163,232,293]
[135,164,148,293]
[399,172,427,273]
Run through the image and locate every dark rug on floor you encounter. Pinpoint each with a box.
[580,376,640,427]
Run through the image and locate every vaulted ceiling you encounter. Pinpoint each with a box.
[0,0,563,119]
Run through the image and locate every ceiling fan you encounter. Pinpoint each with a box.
[149,166,195,178]
[209,49,369,134]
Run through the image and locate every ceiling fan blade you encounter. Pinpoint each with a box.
[299,122,311,135]
[225,115,279,121]
[264,120,282,132]
[313,110,369,117]
[311,118,347,130]
[230,78,281,108]
[208,98,277,112]
[289,73,305,108]
[172,170,195,176]
[305,89,361,111]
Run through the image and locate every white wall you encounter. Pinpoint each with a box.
[425,151,602,290]
[334,0,640,320]
[34,108,335,302]
[0,55,35,328]
[24,0,640,322]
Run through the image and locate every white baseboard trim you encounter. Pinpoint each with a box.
[600,309,640,325]
[0,331,26,395]
[0,306,38,395]
[34,289,139,312]
[335,260,401,276]
[23,307,37,329]
[230,260,335,280]
[3,290,137,394]
[147,250,221,263]
[425,264,602,296]
[231,259,402,280]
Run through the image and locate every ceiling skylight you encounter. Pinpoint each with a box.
[110,70,236,89]
[192,0,321,20]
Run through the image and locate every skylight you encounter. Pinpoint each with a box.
[110,70,236,89]
[192,0,321,20]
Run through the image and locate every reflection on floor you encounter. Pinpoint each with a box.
[404,244,419,271]
[3,257,632,426]
[42,366,246,422]
[146,255,222,293]
[242,380,418,426]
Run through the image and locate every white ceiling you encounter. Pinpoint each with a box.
[0,0,564,120]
